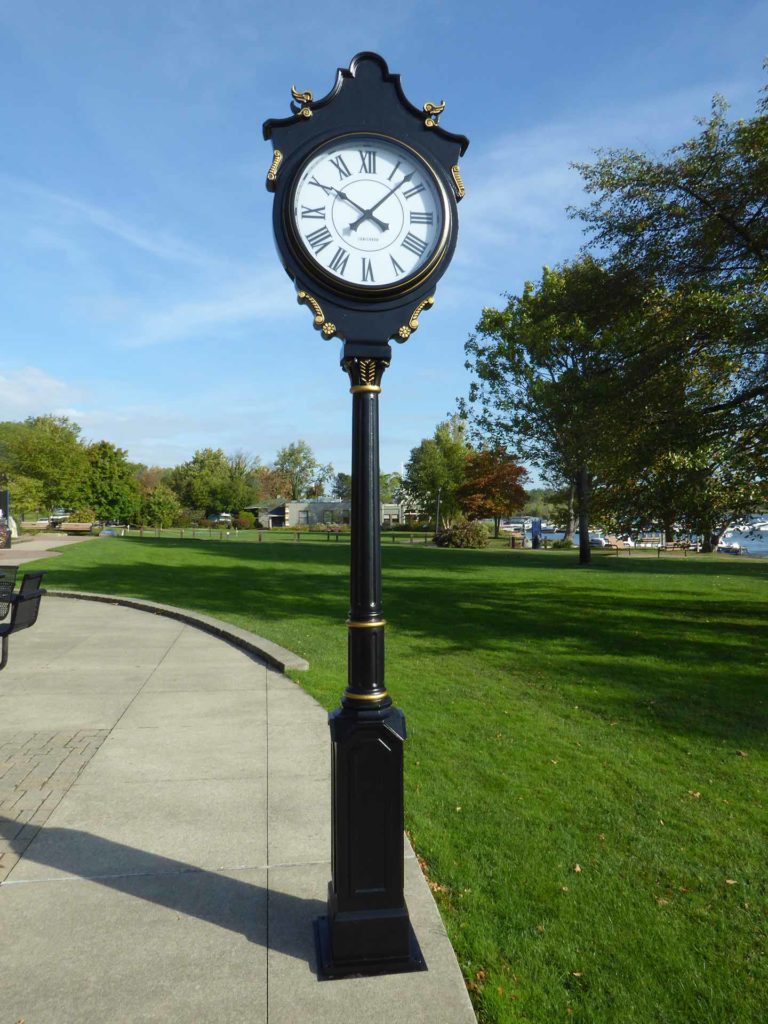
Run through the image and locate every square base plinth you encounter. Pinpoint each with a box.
[314,915,427,979]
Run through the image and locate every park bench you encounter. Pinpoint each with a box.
[0,566,18,620]
[0,572,47,671]
[604,536,632,554]
[59,523,94,535]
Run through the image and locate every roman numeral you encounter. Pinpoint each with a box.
[389,255,405,277]
[387,160,402,181]
[301,205,326,220]
[329,247,349,275]
[410,211,433,224]
[309,176,334,196]
[330,155,351,179]
[361,257,375,282]
[401,232,427,257]
[403,181,425,200]
[306,226,333,254]
[359,150,377,174]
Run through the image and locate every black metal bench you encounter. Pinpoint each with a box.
[0,572,47,672]
[0,566,18,620]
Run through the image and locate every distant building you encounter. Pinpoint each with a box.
[244,500,406,529]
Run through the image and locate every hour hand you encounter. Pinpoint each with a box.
[334,190,388,232]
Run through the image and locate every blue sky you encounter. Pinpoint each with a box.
[1,1,766,477]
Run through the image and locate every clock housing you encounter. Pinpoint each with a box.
[263,52,468,349]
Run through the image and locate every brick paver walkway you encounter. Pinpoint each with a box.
[0,729,108,878]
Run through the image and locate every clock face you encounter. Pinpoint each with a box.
[289,134,449,294]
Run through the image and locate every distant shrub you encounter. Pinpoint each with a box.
[236,511,256,529]
[434,521,490,548]
[174,509,196,528]
[551,538,573,549]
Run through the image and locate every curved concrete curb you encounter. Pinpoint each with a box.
[47,590,309,674]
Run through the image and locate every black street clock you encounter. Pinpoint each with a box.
[263,52,468,346]
[263,54,468,981]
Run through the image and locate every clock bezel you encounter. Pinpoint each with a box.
[284,132,453,301]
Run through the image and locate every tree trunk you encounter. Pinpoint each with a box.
[576,466,591,566]
[663,513,675,545]
[563,483,576,542]
[493,517,500,538]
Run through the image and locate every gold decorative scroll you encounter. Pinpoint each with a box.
[297,290,325,327]
[409,295,435,330]
[423,100,446,128]
[397,295,435,341]
[291,85,314,118]
[266,149,283,185]
[451,164,466,199]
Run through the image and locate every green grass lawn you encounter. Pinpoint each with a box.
[25,537,768,1023]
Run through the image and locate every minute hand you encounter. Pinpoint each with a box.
[331,187,388,232]
[349,172,414,231]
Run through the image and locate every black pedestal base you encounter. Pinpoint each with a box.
[314,915,427,979]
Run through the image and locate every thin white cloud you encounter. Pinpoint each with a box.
[0,368,81,419]
[0,174,225,270]
[120,271,295,348]
[458,76,755,266]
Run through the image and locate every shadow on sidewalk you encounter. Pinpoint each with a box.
[2,816,324,968]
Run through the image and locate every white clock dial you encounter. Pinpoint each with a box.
[290,135,449,292]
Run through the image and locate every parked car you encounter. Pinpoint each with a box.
[49,508,72,526]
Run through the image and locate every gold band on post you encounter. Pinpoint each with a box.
[344,689,390,702]
[350,385,381,394]
[346,619,387,628]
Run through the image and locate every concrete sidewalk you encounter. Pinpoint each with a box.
[0,533,97,566]
[0,596,476,1023]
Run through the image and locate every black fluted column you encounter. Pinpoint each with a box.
[314,354,424,978]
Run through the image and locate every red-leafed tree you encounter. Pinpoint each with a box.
[457,448,529,537]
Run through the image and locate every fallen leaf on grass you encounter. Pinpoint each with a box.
[726,879,738,885]
[571,971,583,978]
[536,924,546,934]
[656,897,670,906]
[550,759,559,765]
[428,880,449,893]
[455,806,462,812]
[574,864,582,873]
[561,886,569,893]
[737,750,748,757]
[475,969,486,981]
[688,791,701,798]
[679,886,691,894]
[598,833,606,841]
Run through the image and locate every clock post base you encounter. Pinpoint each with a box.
[314,702,426,979]
[314,913,426,979]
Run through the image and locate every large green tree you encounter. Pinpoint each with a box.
[140,483,182,528]
[573,75,768,444]
[403,417,469,528]
[170,448,232,514]
[332,472,352,501]
[273,441,333,501]
[0,415,89,511]
[80,441,141,522]
[464,258,636,564]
